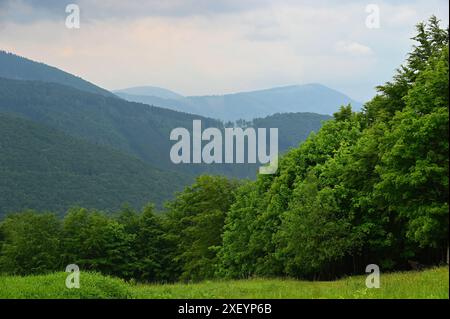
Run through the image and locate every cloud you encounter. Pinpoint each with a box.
[335,41,374,56]
[0,0,274,24]
[0,0,448,102]
[0,0,66,24]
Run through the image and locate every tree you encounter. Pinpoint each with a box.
[134,204,170,282]
[0,211,61,275]
[276,173,357,279]
[165,175,240,281]
[219,115,363,278]
[364,16,448,119]
[219,17,449,279]
[375,45,449,254]
[61,208,136,278]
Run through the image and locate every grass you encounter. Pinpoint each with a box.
[0,267,448,299]
[0,272,132,299]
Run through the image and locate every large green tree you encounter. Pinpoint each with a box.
[219,17,449,279]
[0,211,61,275]
[164,175,240,281]
[375,45,449,252]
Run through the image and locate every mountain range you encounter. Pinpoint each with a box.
[114,84,362,121]
[0,50,333,216]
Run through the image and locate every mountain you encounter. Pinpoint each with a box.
[0,51,334,216]
[252,112,332,151]
[186,84,363,120]
[114,86,184,99]
[114,86,191,114]
[0,50,114,97]
[114,92,193,113]
[0,77,227,175]
[0,76,330,179]
[0,113,193,218]
[116,84,362,121]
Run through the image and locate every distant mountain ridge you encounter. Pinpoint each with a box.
[0,50,359,121]
[114,83,362,121]
[115,83,362,121]
[114,86,184,99]
[0,50,114,97]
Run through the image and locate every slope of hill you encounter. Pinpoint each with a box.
[252,112,332,151]
[117,84,361,120]
[0,50,114,97]
[0,77,216,171]
[0,77,330,179]
[0,113,192,218]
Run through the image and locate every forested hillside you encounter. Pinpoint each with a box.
[0,113,192,217]
[252,112,332,151]
[0,51,114,97]
[0,77,329,178]
[0,77,238,176]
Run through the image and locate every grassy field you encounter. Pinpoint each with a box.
[0,267,448,299]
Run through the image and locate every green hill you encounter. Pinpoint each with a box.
[0,113,192,218]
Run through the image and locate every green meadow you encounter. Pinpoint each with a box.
[0,267,447,299]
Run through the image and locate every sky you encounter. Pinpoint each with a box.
[0,0,448,102]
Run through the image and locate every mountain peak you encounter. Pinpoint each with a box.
[0,50,114,97]
[113,86,184,100]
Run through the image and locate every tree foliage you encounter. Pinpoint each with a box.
[218,16,449,279]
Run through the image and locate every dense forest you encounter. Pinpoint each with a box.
[0,18,448,282]
[0,113,192,217]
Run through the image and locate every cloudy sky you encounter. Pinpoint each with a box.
[0,0,448,102]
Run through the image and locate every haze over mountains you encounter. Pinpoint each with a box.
[0,50,359,120]
[0,50,333,216]
[114,84,362,121]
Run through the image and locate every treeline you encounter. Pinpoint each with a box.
[0,176,238,282]
[0,18,448,281]
[220,17,448,279]
[217,17,447,280]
